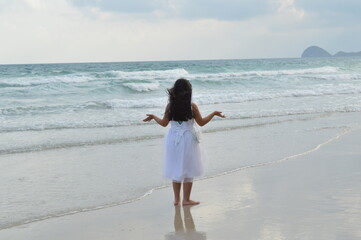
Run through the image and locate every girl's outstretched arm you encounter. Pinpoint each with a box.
[192,103,225,126]
[143,104,170,127]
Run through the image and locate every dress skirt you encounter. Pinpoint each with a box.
[164,119,206,182]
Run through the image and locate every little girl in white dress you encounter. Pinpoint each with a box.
[143,78,225,206]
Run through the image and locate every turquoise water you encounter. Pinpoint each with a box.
[1,57,361,230]
[1,58,361,154]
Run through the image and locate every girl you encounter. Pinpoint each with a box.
[143,78,225,206]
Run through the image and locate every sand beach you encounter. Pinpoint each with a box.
[1,120,360,240]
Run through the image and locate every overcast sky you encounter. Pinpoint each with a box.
[0,0,360,64]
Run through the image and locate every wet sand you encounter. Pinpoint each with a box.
[0,128,360,240]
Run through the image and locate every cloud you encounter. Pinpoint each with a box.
[297,0,361,16]
[169,0,270,21]
[276,0,305,19]
[1,0,269,63]
[0,0,360,64]
[70,0,271,21]
[295,0,361,27]
[70,0,157,13]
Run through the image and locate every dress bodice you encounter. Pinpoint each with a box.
[169,119,200,145]
[170,119,195,129]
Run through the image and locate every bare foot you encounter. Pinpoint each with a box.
[182,200,200,206]
[174,197,181,206]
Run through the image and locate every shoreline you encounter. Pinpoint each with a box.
[1,127,360,239]
[0,121,352,231]
[0,111,333,156]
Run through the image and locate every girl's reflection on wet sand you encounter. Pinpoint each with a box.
[165,206,206,240]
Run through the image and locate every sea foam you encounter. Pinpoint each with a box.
[122,82,160,92]
[108,68,189,80]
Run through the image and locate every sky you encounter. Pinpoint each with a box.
[0,0,360,64]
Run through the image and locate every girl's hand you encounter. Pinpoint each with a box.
[143,114,154,122]
[214,111,226,118]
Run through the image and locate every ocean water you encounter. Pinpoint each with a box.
[1,57,361,229]
[1,58,361,154]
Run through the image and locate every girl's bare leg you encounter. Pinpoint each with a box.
[182,182,200,206]
[172,182,181,206]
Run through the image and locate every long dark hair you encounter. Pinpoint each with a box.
[167,78,193,121]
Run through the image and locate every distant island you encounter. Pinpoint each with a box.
[301,46,361,58]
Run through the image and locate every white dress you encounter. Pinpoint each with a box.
[164,119,207,182]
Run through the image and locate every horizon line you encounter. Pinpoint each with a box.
[0,56,300,66]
